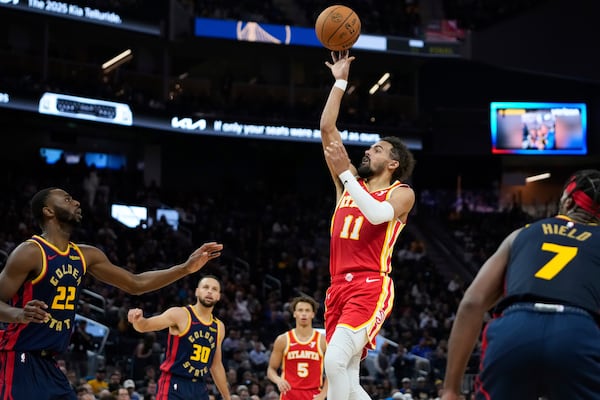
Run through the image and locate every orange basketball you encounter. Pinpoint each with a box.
[315,5,361,51]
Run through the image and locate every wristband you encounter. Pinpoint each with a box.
[334,79,348,92]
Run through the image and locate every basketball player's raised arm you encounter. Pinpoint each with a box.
[127,307,185,335]
[83,241,223,295]
[320,50,357,197]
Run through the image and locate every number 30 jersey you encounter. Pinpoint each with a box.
[160,305,220,379]
[0,235,86,353]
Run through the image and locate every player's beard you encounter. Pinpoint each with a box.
[199,297,216,308]
[357,163,374,179]
[54,206,81,228]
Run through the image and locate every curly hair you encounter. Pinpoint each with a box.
[563,169,600,222]
[380,136,415,183]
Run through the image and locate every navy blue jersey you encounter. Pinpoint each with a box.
[503,215,600,315]
[160,305,220,379]
[0,235,86,353]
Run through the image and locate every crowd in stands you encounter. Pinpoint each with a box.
[0,148,545,400]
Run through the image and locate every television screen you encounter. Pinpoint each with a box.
[490,102,587,155]
[156,208,179,230]
[110,204,147,228]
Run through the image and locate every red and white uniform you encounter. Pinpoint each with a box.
[325,179,408,352]
[281,330,324,400]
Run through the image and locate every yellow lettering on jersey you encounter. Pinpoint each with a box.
[49,264,81,286]
[339,196,358,209]
[182,361,210,377]
[286,350,319,360]
[46,316,72,332]
[541,223,592,241]
[187,331,216,348]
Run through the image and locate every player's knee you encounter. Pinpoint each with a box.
[324,344,350,376]
[324,354,345,376]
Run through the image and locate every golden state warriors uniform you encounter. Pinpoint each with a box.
[0,235,86,400]
[325,180,408,355]
[157,305,220,400]
[476,216,600,399]
[281,330,324,400]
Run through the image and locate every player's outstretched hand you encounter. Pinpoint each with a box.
[325,50,355,81]
[184,242,224,274]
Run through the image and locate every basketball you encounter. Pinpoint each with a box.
[315,5,361,51]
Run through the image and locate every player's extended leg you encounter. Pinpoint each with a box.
[348,348,371,400]
[325,326,369,400]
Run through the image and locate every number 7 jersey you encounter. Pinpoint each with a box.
[329,180,408,277]
[503,215,600,314]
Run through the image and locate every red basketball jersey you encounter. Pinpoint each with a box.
[282,329,324,391]
[329,180,408,277]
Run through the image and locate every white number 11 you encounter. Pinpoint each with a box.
[340,215,364,240]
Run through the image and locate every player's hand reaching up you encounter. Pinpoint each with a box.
[183,242,224,274]
[325,50,355,81]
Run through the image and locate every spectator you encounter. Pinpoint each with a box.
[124,379,142,400]
[412,376,431,399]
[131,332,161,381]
[137,364,158,390]
[223,328,242,359]
[108,370,123,393]
[116,387,131,400]
[392,347,416,385]
[70,319,94,379]
[248,341,269,372]
[236,384,250,400]
[399,377,412,395]
[375,342,393,381]
[88,367,109,395]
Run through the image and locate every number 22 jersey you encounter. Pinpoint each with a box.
[0,235,86,353]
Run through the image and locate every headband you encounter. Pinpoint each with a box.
[566,180,600,218]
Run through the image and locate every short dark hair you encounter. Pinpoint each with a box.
[199,274,222,288]
[30,187,57,229]
[289,296,318,313]
[381,136,415,183]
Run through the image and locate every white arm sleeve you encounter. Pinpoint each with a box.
[338,170,395,225]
